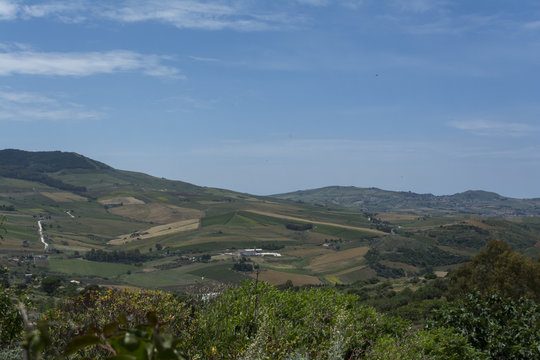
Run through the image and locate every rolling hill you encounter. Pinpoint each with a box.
[1,149,539,292]
[272,186,540,216]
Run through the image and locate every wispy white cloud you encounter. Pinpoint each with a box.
[0,49,182,78]
[0,90,101,121]
[391,0,448,13]
[102,1,263,31]
[20,1,88,23]
[295,0,331,7]
[0,0,302,31]
[449,119,538,137]
[157,94,218,112]
[0,42,33,51]
[189,55,220,62]
[404,14,498,35]
[523,20,540,30]
[0,0,17,20]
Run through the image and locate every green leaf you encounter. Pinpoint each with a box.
[106,355,138,360]
[64,334,102,356]
[146,311,158,326]
[103,321,120,336]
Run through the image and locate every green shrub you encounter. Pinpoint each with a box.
[428,292,540,359]
[0,287,23,346]
[190,281,409,359]
[42,288,190,359]
[365,328,487,360]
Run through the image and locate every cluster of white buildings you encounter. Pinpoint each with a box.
[224,248,282,257]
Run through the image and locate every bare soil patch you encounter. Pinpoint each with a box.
[434,271,448,278]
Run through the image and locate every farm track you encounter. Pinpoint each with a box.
[244,210,387,235]
[37,220,48,250]
[108,218,200,245]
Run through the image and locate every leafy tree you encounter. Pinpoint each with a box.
[0,266,9,288]
[428,292,539,360]
[63,312,186,360]
[365,328,487,360]
[41,276,62,295]
[42,288,189,359]
[190,281,410,359]
[448,240,540,300]
[0,215,6,241]
[0,287,23,346]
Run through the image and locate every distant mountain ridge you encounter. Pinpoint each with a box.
[272,186,540,216]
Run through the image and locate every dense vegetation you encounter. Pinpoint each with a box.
[0,239,538,359]
[0,149,113,193]
[285,223,313,231]
[0,149,110,173]
[84,249,148,264]
[0,167,87,193]
[365,246,467,269]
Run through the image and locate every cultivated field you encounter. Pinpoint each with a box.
[108,203,203,224]
[252,269,322,286]
[245,210,386,235]
[108,218,201,245]
[98,196,145,205]
[41,192,87,202]
[308,246,369,273]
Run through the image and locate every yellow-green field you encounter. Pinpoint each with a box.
[252,269,322,286]
[108,203,203,224]
[41,192,88,202]
[108,218,201,245]
[308,246,369,273]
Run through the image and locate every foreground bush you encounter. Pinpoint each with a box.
[366,328,487,360]
[188,281,474,359]
[20,282,531,359]
[42,288,190,359]
[428,291,540,360]
[0,286,23,346]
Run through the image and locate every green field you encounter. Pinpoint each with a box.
[47,258,136,278]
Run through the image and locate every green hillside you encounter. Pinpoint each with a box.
[1,150,539,291]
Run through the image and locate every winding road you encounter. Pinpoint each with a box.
[37,220,49,251]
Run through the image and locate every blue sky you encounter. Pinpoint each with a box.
[0,0,539,198]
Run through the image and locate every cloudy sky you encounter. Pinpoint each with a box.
[1,0,539,198]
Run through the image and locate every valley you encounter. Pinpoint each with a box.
[1,150,539,293]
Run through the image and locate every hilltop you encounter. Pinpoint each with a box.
[272,186,540,216]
